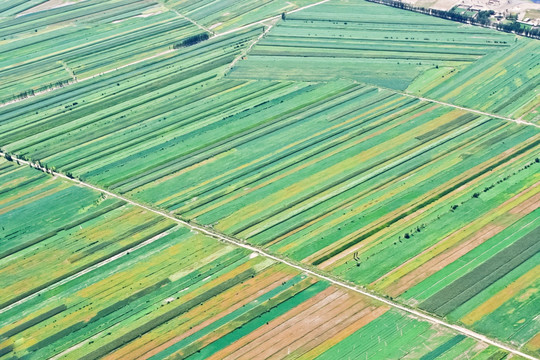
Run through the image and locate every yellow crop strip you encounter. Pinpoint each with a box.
[461,264,540,326]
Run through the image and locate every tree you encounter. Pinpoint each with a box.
[173,33,210,49]
[364,0,539,39]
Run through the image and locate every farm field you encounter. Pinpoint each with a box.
[0,1,49,17]
[0,0,204,103]
[0,158,498,360]
[229,0,513,89]
[0,160,174,311]
[0,26,263,170]
[2,67,539,354]
[228,0,540,122]
[0,0,539,358]
[168,0,321,33]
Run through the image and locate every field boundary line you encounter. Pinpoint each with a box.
[2,0,536,133]
[212,15,280,39]
[59,60,76,81]
[0,225,181,315]
[0,80,76,109]
[226,20,277,73]
[399,92,540,129]
[170,9,215,35]
[0,49,175,109]
[346,82,539,129]
[211,0,540,130]
[0,0,330,110]
[77,49,176,83]
[211,0,332,39]
[0,152,537,360]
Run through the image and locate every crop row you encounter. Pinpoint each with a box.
[1,22,538,351]
[228,0,539,122]
[0,0,203,103]
[418,38,540,123]
[1,0,538,357]
[169,0,320,33]
[0,27,261,150]
[0,0,47,17]
[0,158,490,359]
[227,0,513,91]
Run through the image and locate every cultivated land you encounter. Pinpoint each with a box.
[229,1,540,123]
[0,0,539,359]
[0,157,500,359]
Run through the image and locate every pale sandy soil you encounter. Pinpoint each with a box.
[403,0,540,21]
[18,0,78,16]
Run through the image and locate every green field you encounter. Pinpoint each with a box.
[229,0,539,123]
[0,158,496,359]
[168,0,321,32]
[0,0,539,358]
[0,0,208,103]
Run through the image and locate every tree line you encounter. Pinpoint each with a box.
[173,33,210,49]
[366,0,540,39]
